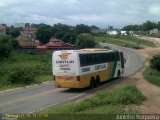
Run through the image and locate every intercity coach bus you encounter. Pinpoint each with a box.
[52,49,125,88]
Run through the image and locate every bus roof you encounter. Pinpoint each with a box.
[53,48,118,54]
[81,48,109,51]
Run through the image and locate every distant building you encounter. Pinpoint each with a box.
[149,29,158,35]
[14,23,25,28]
[120,31,127,35]
[106,29,120,35]
[22,27,37,39]
[0,24,6,35]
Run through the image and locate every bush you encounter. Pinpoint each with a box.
[144,67,160,87]
[10,28,20,38]
[116,85,145,104]
[8,67,36,84]
[76,33,96,49]
[150,55,160,71]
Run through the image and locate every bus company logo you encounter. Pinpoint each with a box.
[59,53,71,60]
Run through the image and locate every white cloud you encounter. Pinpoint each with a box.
[0,0,160,28]
[26,14,65,24]
[63,0,80,5]
[149,5,160,15]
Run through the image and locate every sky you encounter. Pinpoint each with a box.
[0,0,160,28]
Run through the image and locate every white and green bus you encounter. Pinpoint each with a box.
[52,49,125,88]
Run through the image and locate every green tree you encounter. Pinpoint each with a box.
[10,28,20,38]
[0,36,12,59]
[90,25,100,30]
[142,21,157,31]
[76,33,96,49]
[75,24,91,34]
[52,23,76,43]
[36,24,52,44]
[25,23,30,27]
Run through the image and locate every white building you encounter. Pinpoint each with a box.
[149,29,158,35]
[120,31,127,35]
[106,30,119,35]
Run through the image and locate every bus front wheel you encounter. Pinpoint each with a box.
[117,70,121,78]
[95,76,100,87]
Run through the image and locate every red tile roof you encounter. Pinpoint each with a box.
[18,38,75,49]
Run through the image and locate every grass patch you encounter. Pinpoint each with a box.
[94,35,155,48]
[95,36,136,48]
[111,35,155,47]
[0,50,52,91]
[143,67,160,87]
[44,85,145,114]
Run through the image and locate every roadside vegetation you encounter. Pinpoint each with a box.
[0,51,52,91]
[0,36,52,91]
[144,54,160,87]
[94,34,155,48]
[44,85,145,115]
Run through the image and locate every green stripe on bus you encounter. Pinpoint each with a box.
[108,62,114,79]
[111,61,117,78]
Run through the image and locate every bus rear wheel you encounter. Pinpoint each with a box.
[90,78,95,89]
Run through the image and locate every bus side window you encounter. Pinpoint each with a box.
[108,53,111,62]
[95,53,100,64]
[101,53,106,63]
[79,54,83,66]
[105,53,109,62]
[80,54,87,66]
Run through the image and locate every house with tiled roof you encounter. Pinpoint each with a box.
[22,27,37,39]
[18,38,75,51]
[0,25,6,35]
[46,38,75,50]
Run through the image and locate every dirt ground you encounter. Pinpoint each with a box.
[129,36,160,113]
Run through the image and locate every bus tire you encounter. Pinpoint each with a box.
[117,70,121,78]
[95,76,100,87]
[90,77,95,89]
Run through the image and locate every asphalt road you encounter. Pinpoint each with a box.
[0,43,144,113]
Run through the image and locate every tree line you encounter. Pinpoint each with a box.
[34,23,99,44]
[122,21,160,31]
[0,23,99,60]
[3,23,99,45]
